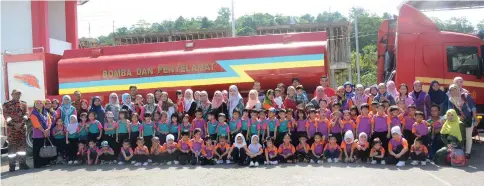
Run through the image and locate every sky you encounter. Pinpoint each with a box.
[77,0,484,38]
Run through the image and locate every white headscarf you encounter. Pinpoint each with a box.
[67,115,79,134]
[344,130,354,144]
[228,85,242,117]
[233,133,247,148]
[358,132,368,144]
[166,134,175,142]
[108,93,120,107]
[391,126,402,135]
[184,89,194,112]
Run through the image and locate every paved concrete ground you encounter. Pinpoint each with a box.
[1,143,483,186]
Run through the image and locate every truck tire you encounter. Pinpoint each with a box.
[26,120,33,155]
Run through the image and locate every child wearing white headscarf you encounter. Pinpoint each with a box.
[354,132,370,162]
[227,133,248,166]
[341,130,355,163]
[247,135,264,167]
[66,115,80,164]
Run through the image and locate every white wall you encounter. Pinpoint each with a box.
[49,38,71,55]
[1,1,34,103]
[48,1,66,41]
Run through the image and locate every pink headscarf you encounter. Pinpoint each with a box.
[222,90,229,102]
[211,91,224,109]
[386,81,399,98]
[246,89,260,109]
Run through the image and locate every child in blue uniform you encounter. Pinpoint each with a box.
[156,111,171,145]
[130,113,141,150]
[141,113,155,151]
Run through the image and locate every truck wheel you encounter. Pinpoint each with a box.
[26,122,33,155]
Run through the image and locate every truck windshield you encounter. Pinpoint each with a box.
[446,46,479,76]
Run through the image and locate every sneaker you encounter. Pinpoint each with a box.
[113,160,117,164]
[411,160,419,166]
[166,161,172,165]
[426,159,431,163]
[271,161,278,165]
[421,161,426,166]
[396,161,405,167]
[381,160,386,165]
[216,160,223,164]
[317,160,323,164]
[131,161,136,165]
[148,159,152,163]
[226,160,231,164]
[264,161,269,165]
[143,162,148,166]
[371,160,377,164]
[100,160,105,165]
[68,161,73,165]
[74,160,79,164]
[118,162,125,165]
[328,159,333,163]
[173,160,179,165]
[334,159,339,163]
[310,160,315,164]
[134,162,142,166]
[254,162,259,167]
[152,162,159,166]
[249,161,255,167]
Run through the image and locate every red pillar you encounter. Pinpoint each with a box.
[31,0,50,53]
[65,0,78,50]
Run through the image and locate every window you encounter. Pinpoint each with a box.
[447,46,479,75]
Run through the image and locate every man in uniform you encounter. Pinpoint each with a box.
[72,90,82,113]
[2,89,30,172]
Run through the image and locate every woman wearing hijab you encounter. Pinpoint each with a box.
[263,89,276,110]
[228,85,245,118]
[409,81,427,114]
[31,100,52,168]
[446,84,477,159]
[433,109,464,164]
[348,84,369,111]
[222,90,229,102]
[159,91,176,119]
[44,99,57,122]
[77,99,89,119]
[374,83,396,105]
[194,91,201,107]
[424,81,448,117]
[386,81,399,99]
[208,91,228,118]
[277,83,286,100]
[343,82,355,100]
[183,89,198,117]
[105,93,121,121]
[56,95,77,126]
[310,86,328,110]
[197,91,211,119]
[89,96,106,124]
[140,93,161,121]
[121,93,135,117]
[335,86,349,111]
[227,133,248,166]
[283,86,297,110]
[154,89,163,103]
[246,90,261,110]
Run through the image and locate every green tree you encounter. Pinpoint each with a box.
[315,11,347,23]
[349,7,383,53]
[478,19,484,30]
[115,27,129,36]
[274,14,292,25]
[201,17,213,29]
[130,20,151,34]
[214,7,230,29]
[431,17,475,33]
[299,14,315,23]
[337,44,378,86]
[174,16,187,31]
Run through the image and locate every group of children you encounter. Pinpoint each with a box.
[51,92,441,168]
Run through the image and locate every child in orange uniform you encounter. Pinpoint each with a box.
[264,137,279,165]
[310,132,325,164]
[354,132,370,163]
[370,138,385,164]
[201,136,216,165]
[296,136,310,162]
[278,133,296,163]
[150,137,163,165]
[410,137,428,166]
[133,137,149,166]
[177,132,193,165]
[341,130,356,163]
[215,136,231,164]
[386,126,409,167]
[162,134,178,165]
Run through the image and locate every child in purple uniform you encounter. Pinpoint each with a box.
[118,139,134,165]
[310,132,325,164]
[356,104,372,138]
[306,109,318,144]
[324,134,341,163]
[97,141,115,165]
[191,128,204,165]
[86,140,99,165]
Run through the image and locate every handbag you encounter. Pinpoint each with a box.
[39,137,57,158]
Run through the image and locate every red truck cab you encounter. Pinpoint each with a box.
[377,4,484,115]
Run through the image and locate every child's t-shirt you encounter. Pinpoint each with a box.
[241,117,249,131]
[207,120,218,135]
[259,119,268,134]
[53,126,66,139]
[163,142,177,152]
[296,143,310,153]
[180,123,192,133]
[192,119,206,136]
[317,118,331,137]
[355,140,370,150]
[88,120,103,133]
[388,137,409,152]
[371,114,390,132]
[370,147,385,156]
[341,120,356,132]
[402,115,416,131]
[296,119,307,132]
[97,147,114,155]
[120,146,133,156]
[264,146,278,157]
[411,144,428,155]
[134,145,149,155]
[266,118,279,132]
[104,122,118,135]
[87,147,99,155]
[248,143,262,154]
[215,143,230,153]
[141,122,155,136]
[157,122,171,134]
[77,147,87,156]
[324,143,340,153]
[150,144,163,154]
[202,144,215,158]
[248,119,261,135]
[216,124,230,136]
[177,140,193,151]
[412,121,429,136]
[229,118,242,132]
[191,138,204,153]
[78,123,88,136]
[170,123,179,134]
[340,141,356,153]
[305,119,317,138]
[311,141,325,155]
[389,115,403,128]
[130,122,140,133]
[428,118,443,134]
[278,119,291,133]
[356,115,371,136]
[117,120,129,134]
[330,119,342,134]
[278,143,295,155]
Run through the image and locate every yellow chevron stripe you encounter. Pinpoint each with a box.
[415,77,484,88]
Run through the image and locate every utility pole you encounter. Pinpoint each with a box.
[88,22,92,48]
[112,20,115,46]
[231,0,236,37]
[354,13,361,84]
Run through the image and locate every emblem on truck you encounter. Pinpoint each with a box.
[13,74,40,89]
